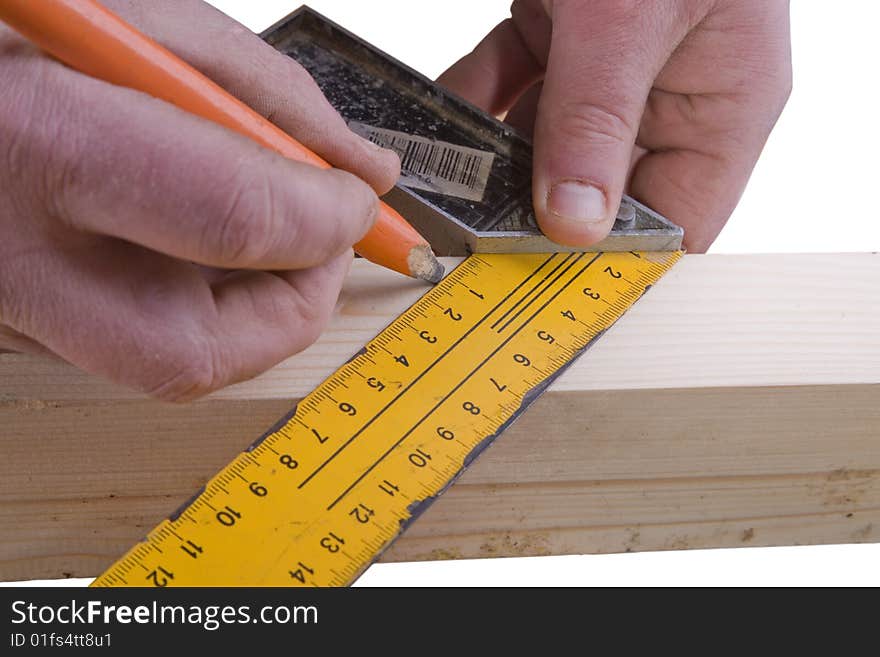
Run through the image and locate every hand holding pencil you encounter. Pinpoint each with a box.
[0,0,443,283]
[0,0,440,400]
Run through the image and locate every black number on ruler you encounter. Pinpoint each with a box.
[289,561,314,584]
[489,377,507,392]
[249,481,268,497]
[513,353,531,367]
[311,428,329,445]
[338,402,357,416]
[320,532,345,553]
[537,330,555,344]
[394,354,410,367]
[437,426,455,440]
[280,454,299,469]
[418,330,438,344]
[444,307,462,321]
[180,540,203,559]
[469,289,485,300]
[379,480,399,496]
[146,566,173,587]
[604,266,622,279]
[583,287,600,299]
[462,401,481,415]
[408,448,431,467]
[366,377,386,392]
[561,309,576,321]
[216,506,241,527]
[349,503,375,524]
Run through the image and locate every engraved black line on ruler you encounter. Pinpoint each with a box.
[326,252,600,510]
[489,254,574,332]
[495,253,585,334]
[297,254,556,489]
[495,255,588,333]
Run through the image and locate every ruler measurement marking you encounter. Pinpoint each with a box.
[496,254,600,333]
[326,253,600,510]
[297,255,557,489]
[93,251,680,587]
[488,254,560,330]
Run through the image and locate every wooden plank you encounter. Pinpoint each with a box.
[4,253,878,402]
[1,253,878,581]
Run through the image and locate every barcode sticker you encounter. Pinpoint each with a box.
[349,121,495,202]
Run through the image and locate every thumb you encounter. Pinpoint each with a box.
[532,0,682,246]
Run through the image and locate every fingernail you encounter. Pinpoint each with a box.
[548,181,608,224]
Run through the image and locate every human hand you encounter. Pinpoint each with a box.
[0,0,399,400]
[438,0,791,251]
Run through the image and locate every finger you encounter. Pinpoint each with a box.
[634,91,780,252]
[0,238,351,401]
[0,325,55,357]
[504,82,543,138]
[145,250,353,401]
[630,1,793,253]
[100,0,400,194]
[6,55,378,271]
[634,90,737,252]
[531,1,692,246]
[437,19,542,115]
[509,0,552,68]
[629,149,751,252]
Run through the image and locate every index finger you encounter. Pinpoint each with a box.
[6,54,379,271]
[101,0,401,195]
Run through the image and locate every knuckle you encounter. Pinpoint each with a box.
[145,340,224,402]
[0,59,91,224]
[0,61,50,185]
[288,291,330,349]
[279,273,341,351]
[47,131,92,227]
[294,313,326,352]
[266,277,328,345]
[241,274,330,356]
[551,99,635,149]
[211,162,281,266]
[295,284,331,333]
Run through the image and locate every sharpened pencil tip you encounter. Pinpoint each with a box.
[407,245,445,284]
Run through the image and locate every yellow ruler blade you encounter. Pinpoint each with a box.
[92,250,681,587]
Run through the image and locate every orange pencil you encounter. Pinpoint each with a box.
[0,0,444,283]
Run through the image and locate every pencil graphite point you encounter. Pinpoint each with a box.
[407,245,445,284]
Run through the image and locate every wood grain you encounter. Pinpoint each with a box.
[1,254,878,581]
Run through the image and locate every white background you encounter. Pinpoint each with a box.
[6,0,879,587]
